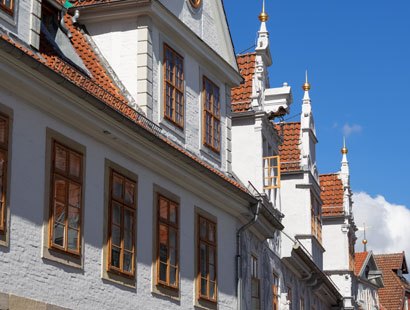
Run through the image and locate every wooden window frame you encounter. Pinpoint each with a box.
[189,0,201,8]
[156,194,179,289]
[163,44,184,128]
[202,76,221,153]
[300,297,305,310]
[272,273,279,310]
[197,215,217,303]
[263,155,280,190]
[251,255,261,310]
[0,0,13,16]
[0,114,8,234]
[48,140,83,256]
[311,195,322,243]
[107,169,137,277]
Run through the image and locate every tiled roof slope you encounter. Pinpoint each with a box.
[319,173,344,216]
[40,16,125,102]
[274,122,301,171]
[231,53,255,112]
[354,251,369,276]
[0,22,249,197]
[375,253,407,310]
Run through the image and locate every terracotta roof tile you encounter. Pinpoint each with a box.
[319,173,344,216]
[231,53,255,112]
[354,251,369,276]
[375,253,407,310]
[274,122,301,171]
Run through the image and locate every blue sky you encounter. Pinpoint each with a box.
[224,0,410,209]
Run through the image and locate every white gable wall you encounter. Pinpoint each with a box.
[322,220,349,270]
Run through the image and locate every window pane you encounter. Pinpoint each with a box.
[112,225,121,246]
[68,206,80,228]
[0,118,6,143]
[251,279,259,297]
[169,266,177,286]
[252,299,260,310]
[209,281,215,299]
[67,228,78,251]
[111,246,120,268]
[169,204,176,224]
[124,209,133,230]
[209,224,215,242]
[170,228,176,248]
[209,247,215,265]
[200,244,207,276]
[53,223,65,247]
[124,182,135,205]
[123,252,132,273]
[124,230,132,251]
[159,262,167,282]
[200,219,206,239]
[55,146,67,171]
[159,199,168,220]
[170,248,176,266]
[68,183,81,208]
[54,201,65,223]
[113,175,123,199]
[209,264,215,281]
[201,278,207,296]
[112,203,121,225]
[69,153,81,178]
[54,178,66,203]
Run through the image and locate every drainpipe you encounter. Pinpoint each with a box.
[236,200,261,310]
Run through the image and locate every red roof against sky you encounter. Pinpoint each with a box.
[274,122,301,171]
[319,173,344,216]
[231,53,255,112]
[375,253,408,310]
[354,251,369,276]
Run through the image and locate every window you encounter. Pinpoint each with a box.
[203,77,220,153]
[263,156,280,190]
[251,255,260,310]
[198,216,217,302]
[107,170,136,276]
[0,114,8,233]
[287,286,292,310]
[300,297,305,310]
[49,141,82,255]
[0,0,13,16]
[311,195,322,243]
[164,44,184,128]
[348,232,355,271]
[272,273,279,310]
[156,195,179,288]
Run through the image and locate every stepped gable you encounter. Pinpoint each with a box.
[375,253,408,310]
[274,122,301,171]
[354,251,369,276]
[231,53,255,112]
[319,173,344,216]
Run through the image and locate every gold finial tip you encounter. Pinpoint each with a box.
[302,82,311,91]
[341,147,348,154]
[259,12,269,22]
[363,239,368,245]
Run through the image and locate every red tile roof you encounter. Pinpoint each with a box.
[231,53,255,112]
[274,122,301,171]
[375,253,408,310]
[0,19,250,198]
[354,251,369,276]
[319,173,344,216]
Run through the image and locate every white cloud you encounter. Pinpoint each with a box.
[353,191,410,258]
[342,124,362,137]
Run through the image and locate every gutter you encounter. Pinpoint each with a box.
[236,201,261,310]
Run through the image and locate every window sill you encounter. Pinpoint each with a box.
[195,297,218,310]
[102,269,136,289]
[160,117,185,141]
[152,283,180,302]
[42,246,83,269]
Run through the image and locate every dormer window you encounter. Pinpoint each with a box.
[0,0,13,16]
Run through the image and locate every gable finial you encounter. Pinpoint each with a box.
[302,70,311,91]
[259,0,269,22]
[341,136,348,154]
